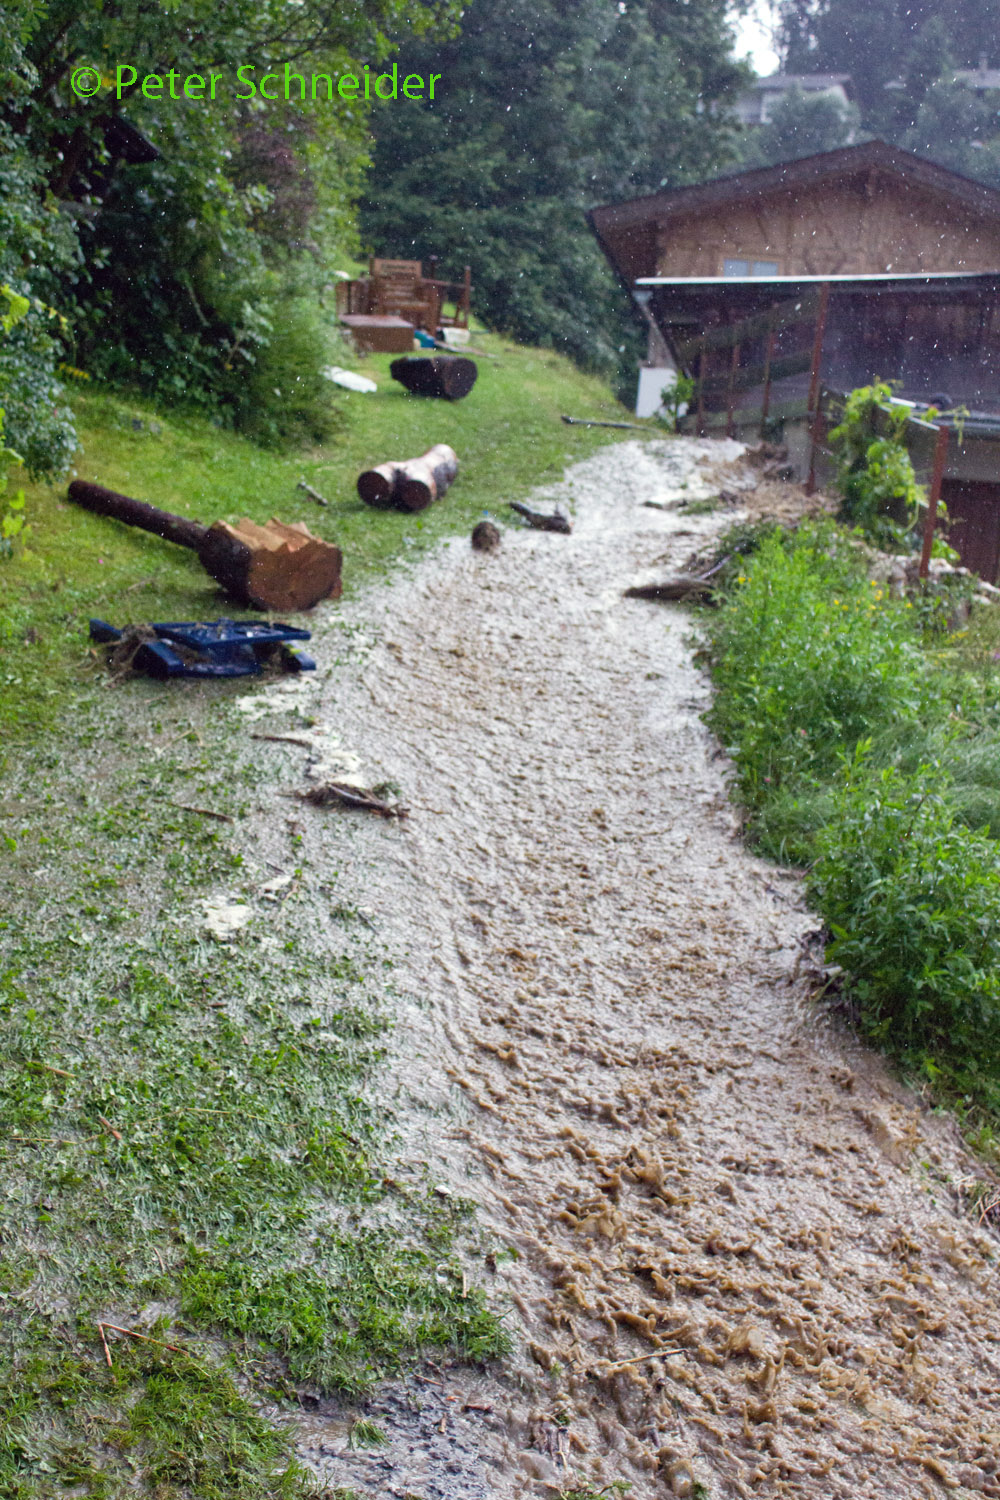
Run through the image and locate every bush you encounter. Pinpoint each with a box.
[705,523,928,813]
[0,122,76,478]
[827,382,923,548]
[807,754,1000,1077]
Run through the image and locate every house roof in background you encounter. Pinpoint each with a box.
[588,141,1000,288]
[747,72,850,92]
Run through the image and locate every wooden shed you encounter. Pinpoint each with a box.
[589,143,1000,581]
[589,140,1000,287]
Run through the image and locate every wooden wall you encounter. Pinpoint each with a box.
[656,170,1000,278]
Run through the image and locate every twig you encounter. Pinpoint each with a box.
[25,1061,75,1079]
[98,1323,187,1360]
[250,732,315,748]
[297,479,330,508]
[298,782,409,819]
[97,1115,123,1142]
[561,414,648,431]
[98,1322,113,1368]
[10,1134,96,1145]
[170,803,235,823]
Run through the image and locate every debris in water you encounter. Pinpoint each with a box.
[298,781,409,819]
[509,500,571,533]
[471,520,501,552]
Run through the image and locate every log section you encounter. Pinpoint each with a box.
[357,444,458,513]
[67,480,342,611]
[389,355,478,401]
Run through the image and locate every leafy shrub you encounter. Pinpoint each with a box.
[828,382,923,548]
[0,122,76,478]
[807,753,1000,1075]
[705,523,928,812]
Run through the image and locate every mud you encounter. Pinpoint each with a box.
[253,439,1000,1498]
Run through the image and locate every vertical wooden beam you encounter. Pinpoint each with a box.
[919,423,950,581]
[805,281,831,494]
[726,342,741,439]
[696,345,706,437]
[760,313,776,438]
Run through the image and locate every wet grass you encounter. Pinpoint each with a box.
[0,681,509,1496]
[702,519,1000,1165]
[0,331,641,1495]
[0,330,644,741]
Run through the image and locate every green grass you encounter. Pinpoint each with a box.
[0,330,640,1495]
[702,519,1000,1159]
[1,331,644,739]
[0,697,508,1495]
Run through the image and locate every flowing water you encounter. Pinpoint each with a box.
[265,439,999,1499]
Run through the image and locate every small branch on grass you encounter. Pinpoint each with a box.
[97,1115,122,1142]
[25,1061,75,1079]
[561,414,648,431]
[170,803,235,823]
[297,479,330,508]
[250,732,316,748]
[97,1322,209,1373]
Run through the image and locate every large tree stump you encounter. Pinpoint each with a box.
[356,444,458,513]
[389,354,478,401]
[67,479,342,612]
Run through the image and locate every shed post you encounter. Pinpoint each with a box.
[805,282,831,494]
[918,423,950,581]
[760,311,776,438]
[726,342,741,438]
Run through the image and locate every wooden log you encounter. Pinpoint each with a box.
[389,354,478,401]
[67,479,342,612]
[624,576,716,602]
[356,444,458,513]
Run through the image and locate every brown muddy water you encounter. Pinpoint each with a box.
[248,439,1000,1499]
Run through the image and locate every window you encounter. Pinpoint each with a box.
[722,257,781,278]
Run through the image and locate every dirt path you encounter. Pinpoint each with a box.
[270,439,1000,1499]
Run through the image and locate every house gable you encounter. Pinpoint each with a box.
[589,142,1000,286]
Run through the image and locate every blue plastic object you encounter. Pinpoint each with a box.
[89,618,316,679]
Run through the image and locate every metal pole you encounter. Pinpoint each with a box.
[805,282,831,494]
[726,341,741,439]
[919,423,950,581]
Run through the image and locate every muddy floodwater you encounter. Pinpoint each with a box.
[259,439,1000,1498]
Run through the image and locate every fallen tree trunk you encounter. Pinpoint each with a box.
[67,480,342,612]
[389,354,478,401]
[356,444,458,513]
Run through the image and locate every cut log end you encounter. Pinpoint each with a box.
[357,444,458,512]
[200,519,342,611]
[390,355,478,401]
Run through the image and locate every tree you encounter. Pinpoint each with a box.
[0,0,462,447]
[774,0,1000,186]
[361,0,750,376]
[737,86,862,170]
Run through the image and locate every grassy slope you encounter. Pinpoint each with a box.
[0,337,642,1499]
[1,332,641,738]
